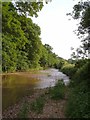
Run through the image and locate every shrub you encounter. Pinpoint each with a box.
[18,101,29,118]
[49,80,65,100]
[72,60,90,84]
[30,95,45,114]
[65,59,90,118]
[61,64,76,78]
[75,59,88,69]
[65,81,89,118]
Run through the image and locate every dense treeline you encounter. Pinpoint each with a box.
[2,2,66,72]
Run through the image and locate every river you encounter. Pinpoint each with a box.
[2,68,69,110]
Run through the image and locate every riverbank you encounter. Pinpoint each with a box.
[2,68,70,118]
[3,86,68,118]
[1,68,52,77]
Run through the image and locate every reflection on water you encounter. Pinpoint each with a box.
[2,69,69,110]
[2,74,40,110]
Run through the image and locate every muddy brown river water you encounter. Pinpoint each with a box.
[2,68,69,110]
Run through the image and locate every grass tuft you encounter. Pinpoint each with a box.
[18,101,29,118]
[30,95,45,114]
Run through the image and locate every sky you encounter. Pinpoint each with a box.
[32,0,82,60]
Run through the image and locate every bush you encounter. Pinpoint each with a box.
[72,60,90,84]
[49,80,65,100]
[61,64,76,78]
[30,95,45,114]
[18,101,29,118]
[66,81,89,118]
[75,59,88,69]
[65,59,90,118]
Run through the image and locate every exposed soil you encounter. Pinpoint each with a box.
[3,87,68,118]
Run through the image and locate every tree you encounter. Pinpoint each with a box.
[15,1,44,17]
[2,1,65,72]
[68,0,90,59]
[2,2,43,71]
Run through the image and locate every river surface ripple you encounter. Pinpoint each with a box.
[33,68,69,89]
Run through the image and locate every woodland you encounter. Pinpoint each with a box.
[1,0,90,118]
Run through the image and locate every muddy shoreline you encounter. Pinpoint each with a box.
[3,87,68,118]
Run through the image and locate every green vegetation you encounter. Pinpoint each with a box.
[49,80,65,100]
[2,2,66,73]
[60,58,89,118]
[63,1,90,117]
[30,95,45,114]
[2,0,89,118]
[61,63,76,78]
[67,1,89,59]
[66,81,89,118]
[18,100,29,118]
[63,57,89,118]
[2,2,42,72]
